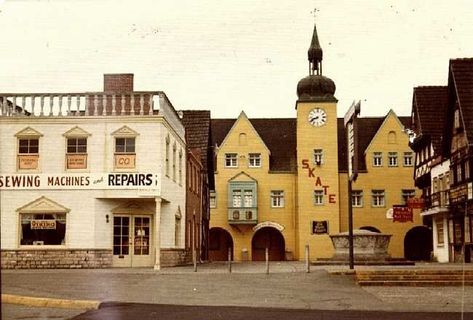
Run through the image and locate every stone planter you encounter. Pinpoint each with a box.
[330,229,392,261]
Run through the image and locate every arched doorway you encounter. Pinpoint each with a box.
[208,228,233,261]
[360,226,381,233]
[251,227,285,261]
[404,226,433,261]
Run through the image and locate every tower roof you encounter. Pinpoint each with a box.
[308,23,323,64]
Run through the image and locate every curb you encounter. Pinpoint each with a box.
[1,293,101,310]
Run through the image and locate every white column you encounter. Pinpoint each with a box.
[154,197,162,270]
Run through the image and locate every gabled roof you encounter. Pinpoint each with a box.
[180,110,211,172]
[337,115,411,172]
[211,118,297,172]
[450,58,473,143]
[411,86,448,154]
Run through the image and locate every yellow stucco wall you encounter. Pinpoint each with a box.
[210,112,297,261]
[339,111,423,258]
[296,101,340,259]
[211,109,422,261]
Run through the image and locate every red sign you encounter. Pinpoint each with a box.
[407,197,424,209]
[393,205,413,223]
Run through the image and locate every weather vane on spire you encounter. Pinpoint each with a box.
[311,8,320,21]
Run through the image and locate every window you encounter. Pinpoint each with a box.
[243,190,253,207]
[249,153,261,167]
[388,131,396,144]
[172,144,177,181]
[178,150,183,185]
[403,152,413,166]
[114,137,136,169]
[239,133,247,146]
[314,190,324,205]
[454,109,460,129]
[372,190,385,207]
[351,190,363,207]
[457,163,462,183]
[225,153,238,167]
[20,213,66,246]
[402,189,415,205]
[66,138,87,169]
[165,136,170,176]
[271,190,285,208]
[436,218,444,245]
[388,152,398,167]
[465,161,470,180]
[232,190,242,207]
[373,152,382,167]
[18,138,39,170]
[210,192,217,208]
[313,149,323,165]
[175,216,181,247]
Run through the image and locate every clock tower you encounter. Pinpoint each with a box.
[296,23,340,259]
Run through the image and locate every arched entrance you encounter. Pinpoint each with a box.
[251,227,285,261]
[360,226,381,233]
[208,228,233,261]
[404,226,433,261]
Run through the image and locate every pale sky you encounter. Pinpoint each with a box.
[0,0,472,119]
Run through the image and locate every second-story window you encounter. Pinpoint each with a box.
[457,163,462,184]
[179,150,183,185]
[313,149,323,165]
[401,189,415,205]
[372,190,385,207]
[225,153,238,167]
[172,144,177,181]
[388,152,398,167]
[18,138,40,170]
[232,190,242,207]
[115,137,136,169]
[248,153,261,167]
[373,152,382,167]
[351,190,363,207]
[243,190,254,207]
[403,152,413,166]
[66,138,87,169]
[210,192,217,208]
[271,190,285,208]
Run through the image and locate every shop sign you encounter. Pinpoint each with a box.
[0,172,160,192]
[407,197,424,209]
[312,220,328,234]
[115,154,136,169]
[18,155,39,170]
[66,154,87,169]
[31,219,56,229]
[449,183,473,205]
[392,205,413,223]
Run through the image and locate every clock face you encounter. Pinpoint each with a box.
[308,108,327,127]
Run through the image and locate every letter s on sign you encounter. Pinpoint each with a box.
[302,159,309,169]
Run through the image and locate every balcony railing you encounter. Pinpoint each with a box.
[0,92,163,117]
[228,207,258,225]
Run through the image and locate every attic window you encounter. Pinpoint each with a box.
[454,109,461,129]
[388,131,397,144]
[239,133,247,146]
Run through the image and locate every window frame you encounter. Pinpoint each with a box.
[371,189,385,207]
[313,149,323,165]
[388,152,398,167]
[373,152,382,167]
[403,152,413,167]
[225,153,238,168]
[248,153,261,168]
[314,190,324,206]
[270,190,285,208]
[351,190,363,207]
[17,136,41,171]
[210,192,217,208]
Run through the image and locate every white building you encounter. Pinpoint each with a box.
[0,74,188,269]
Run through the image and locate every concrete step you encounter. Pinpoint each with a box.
[356,270,473,276]
[356,274,473,281]
[358,280,473,286]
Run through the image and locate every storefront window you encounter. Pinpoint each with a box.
[20,213,66,245]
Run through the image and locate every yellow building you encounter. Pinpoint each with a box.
[208,24,423,262]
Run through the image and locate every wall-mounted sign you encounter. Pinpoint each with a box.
[407,197,424,209]
[115,154,136,169]
[449,183,472,204]
[0,172,160,192]
[18,155,39,170]
[312,220,328,234]
[253,221,285,232]
[31,220,56,230]
[392,205,413,223]
[66,154,87,169]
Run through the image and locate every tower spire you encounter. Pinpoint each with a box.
[308,23,323,75]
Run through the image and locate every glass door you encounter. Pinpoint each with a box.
[113,216,131,267]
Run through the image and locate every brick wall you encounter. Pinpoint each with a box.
[1,249,112,269]
[161,248,192,267]
[103,74,134,93]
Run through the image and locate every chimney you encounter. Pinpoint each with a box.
[103,74,134,93]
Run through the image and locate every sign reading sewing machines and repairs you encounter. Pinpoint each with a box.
[392,205,413,223]
[312,220,328,234]
[0,173,160,191]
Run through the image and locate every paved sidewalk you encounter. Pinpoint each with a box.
[2,262,473,314]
